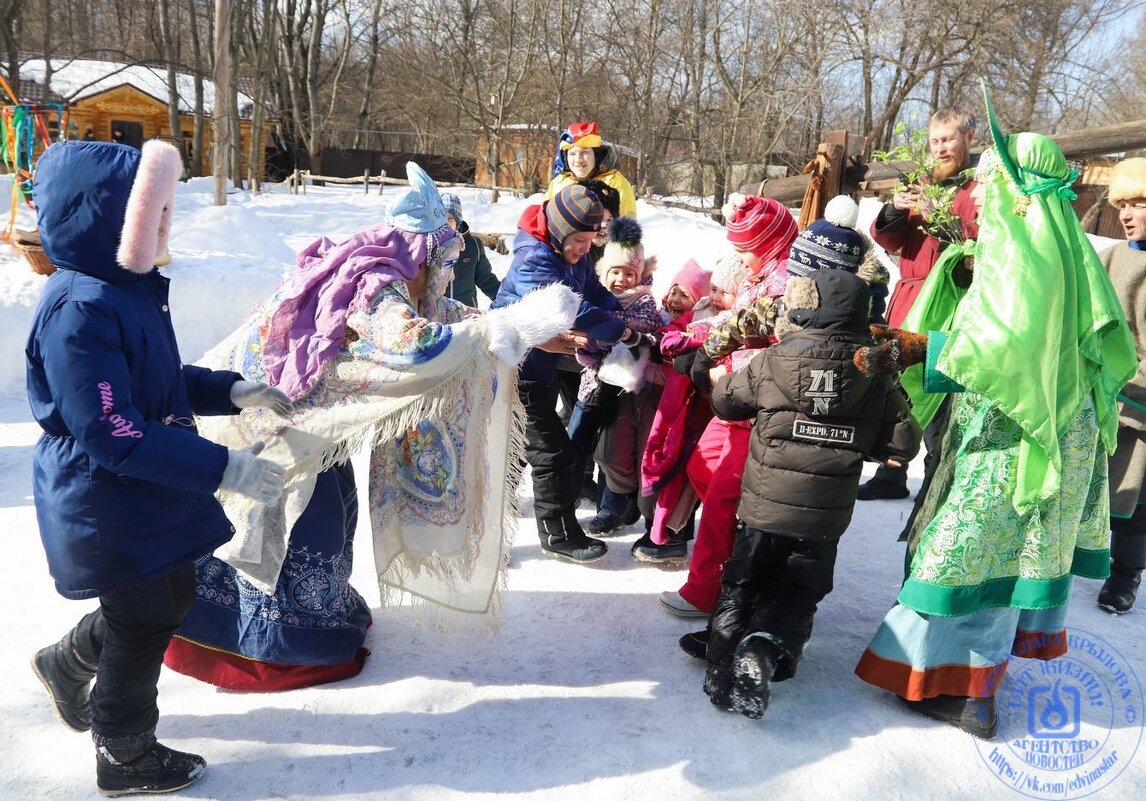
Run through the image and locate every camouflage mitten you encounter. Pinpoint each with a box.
[854,325,928,377]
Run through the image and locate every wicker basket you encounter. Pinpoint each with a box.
[12,227,55,276]
[17,241,56,276]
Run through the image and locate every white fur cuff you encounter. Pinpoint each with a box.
[485,283,580,366]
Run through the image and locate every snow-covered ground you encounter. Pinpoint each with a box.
[0,178,1142,801]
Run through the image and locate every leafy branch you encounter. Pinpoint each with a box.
[872,122,963,243]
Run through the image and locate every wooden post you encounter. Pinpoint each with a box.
[823,130,849,199]
[378,170,386,196]
[301,170,306,195]
[363,169,370,196]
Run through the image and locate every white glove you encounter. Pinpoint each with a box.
[485,283,580,365]
[218,441,286,504]
[598,341,649,393]
[230,380,293,418]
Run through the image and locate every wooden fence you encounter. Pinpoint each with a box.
[287,168,527,197]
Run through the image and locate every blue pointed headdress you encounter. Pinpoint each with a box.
[387,161,449,233]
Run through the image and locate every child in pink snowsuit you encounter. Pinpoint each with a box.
[634,257,733,562]
[659,194,798,618]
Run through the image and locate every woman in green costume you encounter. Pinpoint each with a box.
[852,97,1136,738]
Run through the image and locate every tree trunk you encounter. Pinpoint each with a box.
[213,0,232,205]
[158,0,181,147]
[0,0,25,94]
[189,0,206,177]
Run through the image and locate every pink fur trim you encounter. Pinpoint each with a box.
[117,140,182,273]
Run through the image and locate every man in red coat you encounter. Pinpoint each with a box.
[858,106,979,500]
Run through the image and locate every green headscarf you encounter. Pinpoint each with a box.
[934,87,1136,513]
[898,239,975,428]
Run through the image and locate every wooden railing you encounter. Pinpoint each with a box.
[287,168,526,197]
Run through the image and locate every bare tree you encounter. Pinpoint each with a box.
[187,0,208,177]
[158,0,182,145]
[213,0,232,204]
[1,0,27,90]
[986,0,1134,132]
[387,0,545,200]
[836,0,988,151]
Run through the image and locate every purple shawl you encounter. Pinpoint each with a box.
[262,222,455,399]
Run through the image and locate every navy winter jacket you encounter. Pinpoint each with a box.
[26,141,241,600]
[491,203,624,381]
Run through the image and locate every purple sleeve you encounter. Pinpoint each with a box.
[621,294,664,334]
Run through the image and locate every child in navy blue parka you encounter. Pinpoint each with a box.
[26,140,291,796]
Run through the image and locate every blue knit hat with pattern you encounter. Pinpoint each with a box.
[787,195,867,277]
[545,184,604,251]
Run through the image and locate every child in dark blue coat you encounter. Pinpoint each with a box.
[492,184,639,562]
[26,140,291,796]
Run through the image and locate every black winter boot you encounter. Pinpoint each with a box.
[729,633,781,720]
[679,629,708,661]
[1098,562,1142,614]
[898,694,998,739]
[31,630,98,732]
[632,522,689,565]
[703,658,735,711]
[94,731,206,796]
[856,474,910,501]
[538,515,607,564]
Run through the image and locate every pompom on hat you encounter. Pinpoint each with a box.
[787,195,868,277]
[722,193,798,263]
[668,258,713,305]
[560,121,603,151]
[596,217,655,281]
[1108,158,1146,206]
[387,162,449,233]
[545,184,604,251]
[710,251,749,294]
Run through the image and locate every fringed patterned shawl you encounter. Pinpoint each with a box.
[196,242,523,626]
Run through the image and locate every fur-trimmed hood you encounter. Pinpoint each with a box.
[34,140,182,281]
[774,269,871,342]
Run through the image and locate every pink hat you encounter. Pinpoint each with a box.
[669,259,712,304]
[722,193,798,264]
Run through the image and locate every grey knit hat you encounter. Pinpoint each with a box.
[442,192,463,225]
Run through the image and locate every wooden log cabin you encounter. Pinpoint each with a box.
[9,58,271,177]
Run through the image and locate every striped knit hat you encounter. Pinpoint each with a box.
[722,193,798,264]
[545,184,604,252]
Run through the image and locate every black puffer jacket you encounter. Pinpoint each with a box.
[711,270,921,540]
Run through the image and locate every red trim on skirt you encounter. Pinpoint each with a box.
[854,627,1067,701]
[164,635,369,692]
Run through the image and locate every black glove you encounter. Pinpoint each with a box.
[690,349,715,394]
[673,349,698,376]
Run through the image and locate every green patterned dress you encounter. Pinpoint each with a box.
[855,391,1110,700]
